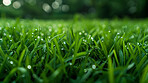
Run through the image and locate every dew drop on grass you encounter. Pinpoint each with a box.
[61,48,64,50]
[0,38,2,41]
[41,57,44,60]
[10,61,13,64]
[84,33,87,35]
[127,63,135,70]
[130,35,134,39]
[0,27,1,30]
[108,30,111,33]
[41,38,44,41]
[35,39,37,41]
[92,65,96,69]
[4,33,6,36]
[37,36,40,39]
[63,42,66,44]
[32,33,34,35]
[63,31,65,33]
[128,43,131,45]
[9,35,11,37]
[27,65,31,69]
[48,36,51,38]
[10,40,12,42]
[41,33,44,36]
[49,28,52,32]
[117,33,120,35]
[91,37,94,41]
[79,32,82,35]
[69,63,72,66]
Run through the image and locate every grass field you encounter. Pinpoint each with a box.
[0,18,148,83]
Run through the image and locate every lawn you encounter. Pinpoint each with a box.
[0,18,148,83]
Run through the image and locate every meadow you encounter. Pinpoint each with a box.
[0,18,148,83]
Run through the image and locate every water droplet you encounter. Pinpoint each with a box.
[117,33,120,35]
[27,65,31,69]
[69,63,72,66]
[79,32,82,35]
[49,28,52,32]
[92,65,96,69]
[41,38,44,41]
[35,39,37,41]
[72,55,74,57]
[41,57,44,60]
[128,43,131,45]
[4,33,6,36]
[63,31,65,33]
[0,27,2,30]
[130,35,134,39]
[0,38,2,41]
[108,31,111,33]
[41,33,44,36]
[10,40,12,42]
[37,36,40,39]
[61,48,64,50]
[32,33,34,35]
[84,33,87,35]
[10,61,13,64]
[83,39,87,42]
[35,29,37,31]
[9,35,11,37]
[91,37,94,41]
[63,42,66,44]
[48,36,51,38]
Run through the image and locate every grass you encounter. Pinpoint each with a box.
[0,18,148,83]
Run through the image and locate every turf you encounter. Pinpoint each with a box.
[0,18,148,83]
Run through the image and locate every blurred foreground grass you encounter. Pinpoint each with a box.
[0,18,148,83]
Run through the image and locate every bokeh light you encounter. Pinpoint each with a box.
[61,5,69,12]
[42,3,52,13]
[52,1,60,9]
[13,1,21,9]
[3,0,11,6]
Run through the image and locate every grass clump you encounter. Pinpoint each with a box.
[0,19,148,83]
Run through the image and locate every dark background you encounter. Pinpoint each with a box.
[0,0,148,19]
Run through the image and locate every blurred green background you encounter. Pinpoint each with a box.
[0,0,148,19]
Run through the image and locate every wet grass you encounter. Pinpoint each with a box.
[0,18,148,83]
